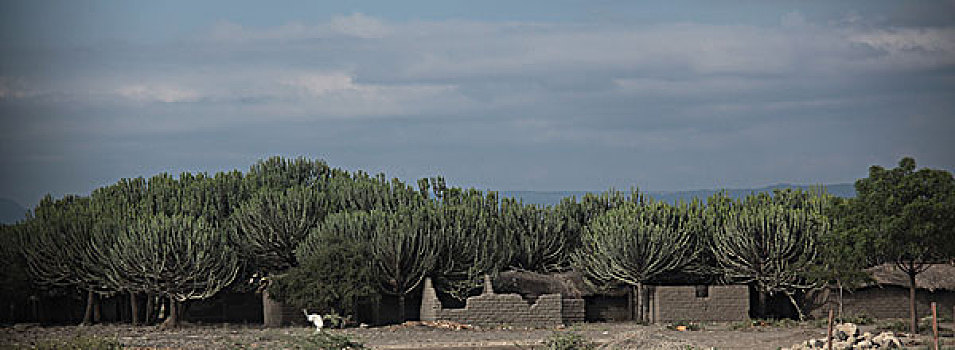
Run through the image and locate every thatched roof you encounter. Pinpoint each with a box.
[494,270,630,298]
[865,263,955,292]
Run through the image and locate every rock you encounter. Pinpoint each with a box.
[835,323,859,340]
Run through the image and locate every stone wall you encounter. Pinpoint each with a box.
[650,285,750,322]
[420,276,584,327]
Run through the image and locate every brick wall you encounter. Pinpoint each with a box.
[809,286,955,320]
[262,290,307,327]
[584,296,630,322]
[650,285,749,322]
[420,276,584,327]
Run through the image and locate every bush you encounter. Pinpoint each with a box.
[287,332,368,350]
[269,229,378,317]
[543,331,596,350]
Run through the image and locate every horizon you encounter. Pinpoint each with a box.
[2,1,953,209]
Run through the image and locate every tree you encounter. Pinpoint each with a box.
[574,200,702,322]
[500,199,569,272]
[431,189,508,302]
[709,190,829,319]
[232,186,326,275]
[18,195,113,325]
[270,212,379,318]
[367,208,440,321]
[848,157,955,333]
[103,214,239,328]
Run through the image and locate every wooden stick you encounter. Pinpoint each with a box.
[932,302,938,350]
[827,308,834,350]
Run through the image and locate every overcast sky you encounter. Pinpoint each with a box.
[1,1,954,208]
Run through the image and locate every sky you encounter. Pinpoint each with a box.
[1,0,954,208]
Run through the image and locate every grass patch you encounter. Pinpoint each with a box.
[2,335,122,350]
[283,332,368,350]
[542,331,596,350]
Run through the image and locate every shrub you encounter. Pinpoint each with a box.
[287,332,368,350]
[543,331,596,350]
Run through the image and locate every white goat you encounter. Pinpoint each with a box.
[303,309,324,332]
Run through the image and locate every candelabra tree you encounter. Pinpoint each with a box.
[574,200,702,322]
[232,185,326,275]
[102,214,238,328]
[17,194,115,325]
[431,189,509,302]
[708,190,829,319]
[500,199,569,273]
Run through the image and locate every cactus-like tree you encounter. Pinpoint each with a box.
[367,208,440,321]
[103,214,238,328]
[232,186,325,275]
[574,200,703,322]
[709,190,828,319]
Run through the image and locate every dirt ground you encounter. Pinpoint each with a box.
[0,321,948,349]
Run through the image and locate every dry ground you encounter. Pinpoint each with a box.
[0,321,950,349]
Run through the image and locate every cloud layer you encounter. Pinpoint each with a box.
[1,10,954,207]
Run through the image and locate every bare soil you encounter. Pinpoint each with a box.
[0,321,947,349]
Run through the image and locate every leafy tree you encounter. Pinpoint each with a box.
[847,157,955,333]
[709,190,829,319]
[270,212,379,318]
[574,200,702,322]
[103,214,239,328]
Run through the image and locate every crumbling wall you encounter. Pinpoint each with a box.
[420,276,584,327]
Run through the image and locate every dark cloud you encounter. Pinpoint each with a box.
[2,9,954,207]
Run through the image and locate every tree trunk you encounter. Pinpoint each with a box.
[757,290,767,319]
[130,292,140,325]
[145,293,154,324]
[909,272,918,334]
[93,294,101,323]
[636,282,644,323]
[398,294,406,322]
[627,286,634,321]
[161,298,179,329]
[82,290,94,325]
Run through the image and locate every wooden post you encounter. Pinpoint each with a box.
[932,302,938,350]
[827,308,834,350]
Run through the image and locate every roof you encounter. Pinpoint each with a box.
[865,263,955,292]
[494,270,629,297]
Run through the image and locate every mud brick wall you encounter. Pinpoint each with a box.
[263,290,307,327]
[584,296,631,322]
[808,286,955,320]
[421,277,584,327]
[650,285,749,322]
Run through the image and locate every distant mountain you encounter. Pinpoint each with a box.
[0,197,28,225]
[500,183,855,207]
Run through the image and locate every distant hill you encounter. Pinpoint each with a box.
[500,183,855,207]
[0,197,27,225]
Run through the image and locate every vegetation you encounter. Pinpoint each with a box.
[841,157,955,333]
[575,200,703,322]
[1,155,952,328]
[542,331,596,350]
[709,190,829,319]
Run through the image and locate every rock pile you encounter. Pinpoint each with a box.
[785,323,904,350]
